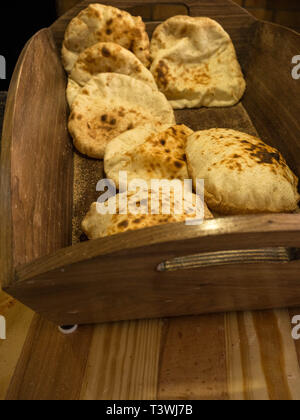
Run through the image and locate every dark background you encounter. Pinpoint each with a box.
[0,2,57,91]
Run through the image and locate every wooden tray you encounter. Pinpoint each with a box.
[1,0,300,326]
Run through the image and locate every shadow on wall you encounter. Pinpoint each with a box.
[234,0,300,32]
[56,0,300,33]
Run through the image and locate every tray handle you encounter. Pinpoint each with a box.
[157,247,300,272]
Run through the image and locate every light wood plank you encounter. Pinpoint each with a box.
[158,315,229,400]
[226,312,272,400]
[80,319,163,400]
[271,310,300,400]
[5,316,94,400]
[225,309,300,400]
[0,291,34,400]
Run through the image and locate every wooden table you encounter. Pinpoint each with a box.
[1,286,300,400]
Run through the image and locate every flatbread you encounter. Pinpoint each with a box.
[186,129,300,214]
[67,42,157,106]
[82,188,213,239]
[62,3,151,72]
[68,73,176,159]
[150,16,246,109]
[104,125,193,188]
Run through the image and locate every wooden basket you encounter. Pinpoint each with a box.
[1,0,300,326]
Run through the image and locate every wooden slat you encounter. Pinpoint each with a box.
[0,45,29,288]
[0,291,34,400]
[5,316,94,400]
[225,310,300,400]
[0,27,73,292]
[80,320,163,400]
[9,29,73,269]
[157,315,229,400]
[4,317,162,400]
[225,312,269,400]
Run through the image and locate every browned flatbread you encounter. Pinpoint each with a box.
[186,129,300,214]
[104,125,193,188]
[67,42,157,106]
[62,3,151,72]
[150,16,246,109]
[82,188,213,239]
[68,73,175,159]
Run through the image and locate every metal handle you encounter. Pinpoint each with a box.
[157,247,300,272]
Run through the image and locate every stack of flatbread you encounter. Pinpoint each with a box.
[62,3,151,71]
[61,4,299,240]
[63,5,247,160]
[68,74,175,158]
[63,3,175,159]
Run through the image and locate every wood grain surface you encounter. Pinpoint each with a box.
[2,285,300,400]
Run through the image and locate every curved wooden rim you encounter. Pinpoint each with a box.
[0,29,52,288]
[16,213,300,283]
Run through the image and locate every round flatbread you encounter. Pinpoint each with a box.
[62,3,151,72]
[68,73,176,159]
[150,16,246,109]
[82,188,213,239]
[67,42,158,106]
[186,129,300,214]
[104,125,193,188]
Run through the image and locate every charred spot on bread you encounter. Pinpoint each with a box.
[174,161,184,169]
[155,60,169,89]
[118,220,129,229]
[102,47,111,57]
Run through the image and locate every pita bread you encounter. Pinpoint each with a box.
[62,3,151,72]
[67,42,157,106]
[68,73,176,159]
[104,125,193,188]
[186,129,300,214]
[82,188,213,239]
[150,16,246,109]
[67,79,83,108]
